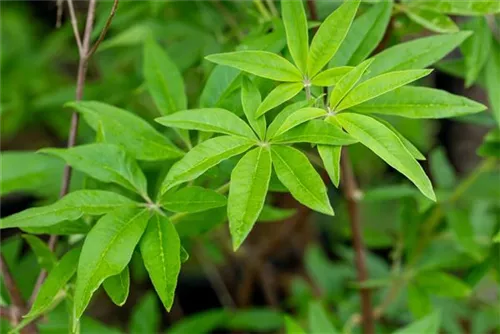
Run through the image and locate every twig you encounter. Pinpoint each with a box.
[86,0,119,59]
[340,149,375,334]
[486,15,500,43]
[0,255,25,318]
[66,0,83,55]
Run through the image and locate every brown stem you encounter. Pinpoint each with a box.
[340,149,375,334]
[86,0,119,58]
[0,255,26,316]
[306,0,318,23]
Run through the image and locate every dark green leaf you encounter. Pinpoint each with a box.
[103,267,130,307]
[273,120,357,146]
[22,235,57,271]
[241,77,266,140]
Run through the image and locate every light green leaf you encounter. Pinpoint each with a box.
[0,190,137,229]
[394,312,441,334]
[329,59,373,109]
[241,77,266,140]
[407,283,432,318]
[414,271,471,298]
[429,147,456,188]
[337,69,432,111]
[161,136,254,192]
[336,113,435,200]
[103,267,130,306]
[21,220,90,236]
[318,145,342,187]
[206,51,302,82]
[412,0,500,15]
[40,144,148,197]
[160,186,227,213]
[284,316,306,334]
[68,101,184,161]
[330,1,393,67]
[143,37,186,115]
[270,107,327,138]
[311,67,353,87]
[255,82,304,118]
[461,17,492,87]
[271,146,333,215]
[228,147,272,250]
[404,7,459,33]
[367,31,472,78]
[130,292,160,334]
[485,41,500,126]
[307,0,360,77]
[282,0,308,73]
[351,86,487,118]
[372,117,426,160]
[22,235,57,271]
[140,214,181,311]
[257,205,296,222]
[273,120,357,146]
[74,208,150,319]
[266,100,316,139]
[200,65,241,108]
[156,108,256,140]
[25,248,80,319]
[446,209,482,260]
[308,301,338,333]
[168,310,227,334]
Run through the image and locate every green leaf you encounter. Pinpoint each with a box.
[477,129,500,158]
[168,309,227,334]
[143,37,187,115]
[25,248,80,319]
[129,292,160,334]
[68,101,184,161]
[21,220,90,236]
[307,0,360,77]
[161,136,254,192]
[412,0,500,15]
[272,120,357,146]
[404,7,459,33]
[40,144,148,197]
[140,214,181,311]
[281,0,309,73]
[206,51,302,82]
[336,113,435,200]
[394,312,441,334]
[22,235,57,271]
[255,82,304,118]
[351,86,486,118]
[225,309,284,331]
[373,117,426,160]
[308,301,338,333]
[266,100,317,139]
[337,69,432,111]
[485,41,500,126]
[74,208,150,319]
[0,190,137,229]
[367,31,472,78]
[318,145,342,187]
[407,283,432,318]
[241,77,266,140]
[329,59,373,109]
[446,209,482,260]
[271,146,333,215]
[160,186,227,213]
[269,107,327,138]
[330,1,393,67]
[311,67,353,87]
[156,108,257,140]
[429,147,456,188]
[414,271,471,298]
[461,17,492,87]
[284,316,306,334]
[201,65,241,108]
[103,267,130,306]
[257,206,296,222]
[228,147,272,250]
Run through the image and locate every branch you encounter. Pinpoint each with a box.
[86,0,119,59]
[66,0,83,55]
[0,255,25,317]
[340,149,375,334]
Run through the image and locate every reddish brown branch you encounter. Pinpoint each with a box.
[0,255,25,315]
[340,149,375,334]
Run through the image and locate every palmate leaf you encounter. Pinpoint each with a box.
[205,51,302,82]
[68,101,184,161]
[40,144,148,198]
[271,146,333,215]
[329,59,373,109]
[74,208,150,319]
[241,77,266,140]
[281,0,308,73]
[307,0,360,77]
[461,17,492,87]
[0,190,137,229]
[311,67,353,87]
[140,214,181,311]
[270,107,327,138]
[160,186,227,213]
[161,136,255,192]
[403,7,459,34]
[336,113,436,200]
[255,82,304,118]
[103,267,130,306]
[272,120,357,146]
[156,108,257,140]
[228,147,272,250]
[318,145,342,187]
[266,100,316,139]
[337,69,432,111]
[350,86,486,118]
